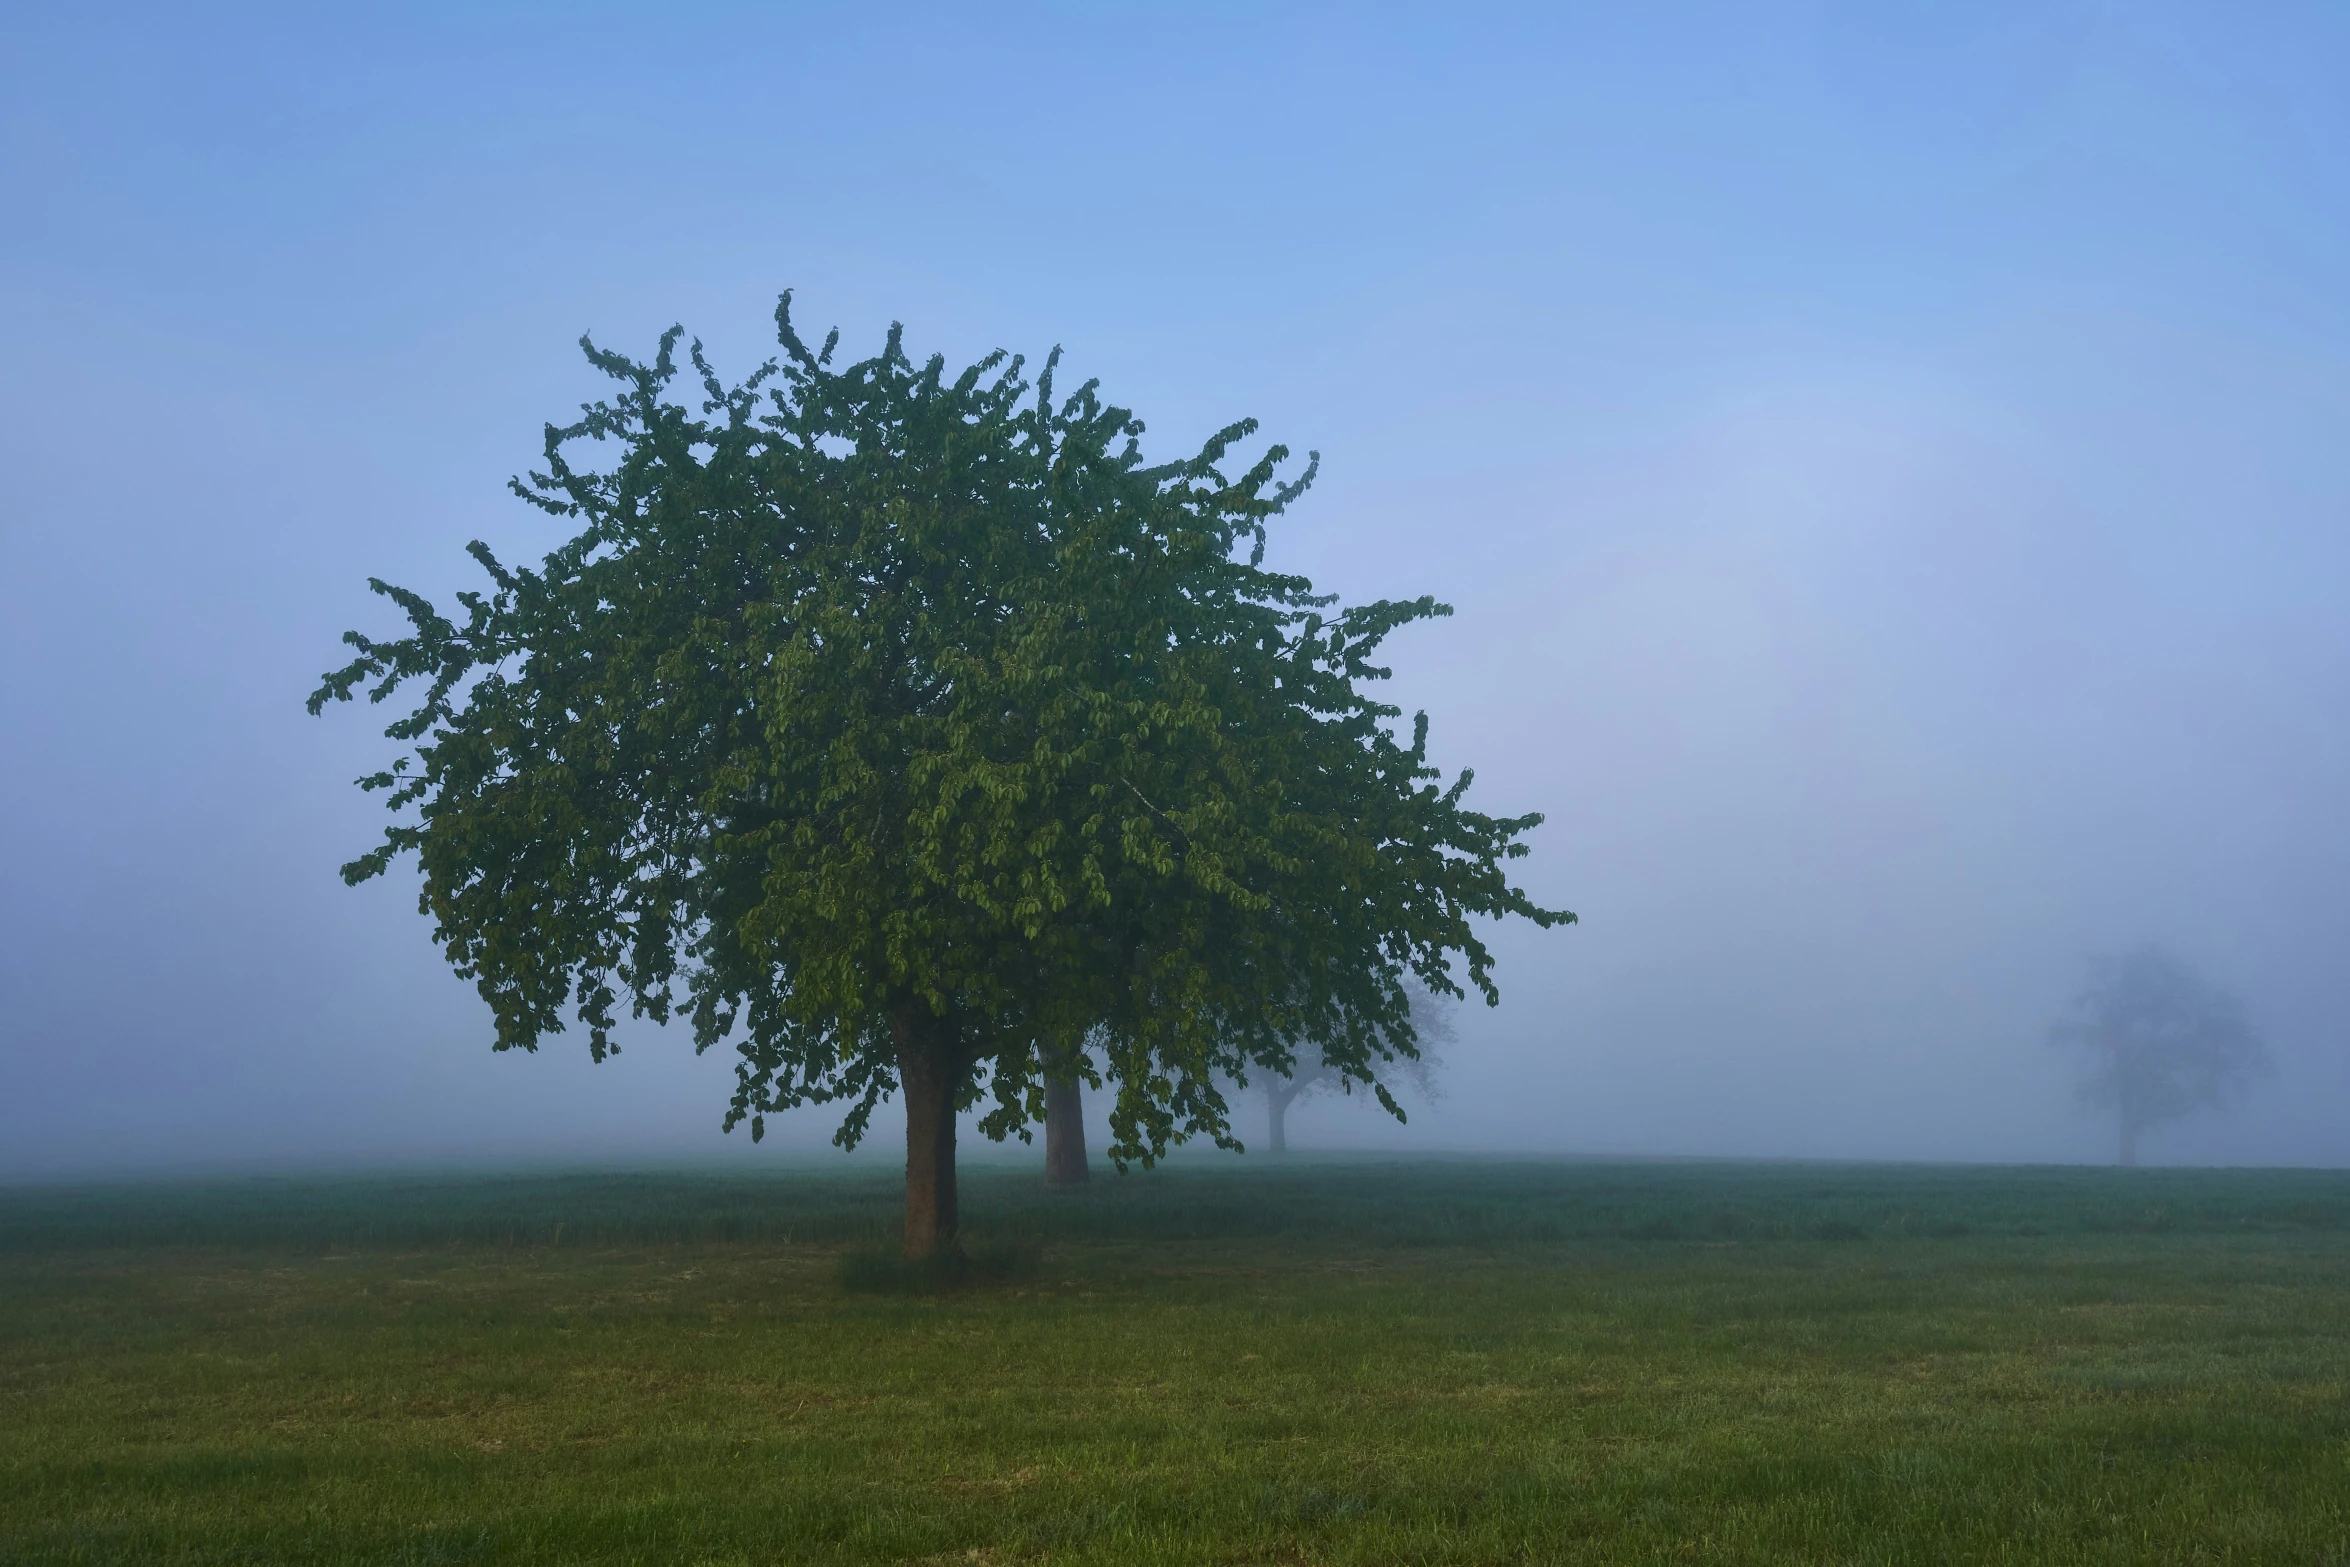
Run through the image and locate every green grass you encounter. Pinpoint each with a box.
[5,1157,2349,1564]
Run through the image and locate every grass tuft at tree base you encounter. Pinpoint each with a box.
[835,1235,1043,1294]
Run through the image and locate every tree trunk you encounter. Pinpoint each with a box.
[1044,1074,1090,1187]
[1267,1082,1291,1155]
[894,1004,963,1258]
[2119,1114,2139,1168]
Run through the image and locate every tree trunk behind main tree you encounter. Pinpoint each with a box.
[1044,1074,1090,1186]
[894,1005,963,1258]
[1266,1082,1291,1155]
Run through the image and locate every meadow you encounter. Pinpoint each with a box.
[4,1156,2348,1565]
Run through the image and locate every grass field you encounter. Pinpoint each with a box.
[5,1156,2349,1565]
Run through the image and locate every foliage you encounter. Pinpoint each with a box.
[2049,945,2270,1161]
[309,297,1568,1175]
[1255,981,1457,1119]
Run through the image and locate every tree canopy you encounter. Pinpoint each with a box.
[311,297,1570,1252]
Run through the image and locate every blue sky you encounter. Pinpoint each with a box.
[5,2,2349,1173]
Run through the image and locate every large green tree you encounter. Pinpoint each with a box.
[312,298,1569,1255]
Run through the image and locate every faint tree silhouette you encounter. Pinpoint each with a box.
[2050,945,2269,1166]
[1253,983,1457,1154]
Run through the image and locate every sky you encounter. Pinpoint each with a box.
[4,1,2348,1177]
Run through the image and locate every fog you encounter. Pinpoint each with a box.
[6,3,2347,1178]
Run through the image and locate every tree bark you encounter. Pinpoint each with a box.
[1267,1082,1292,1155]
[1044,1073,1090,1186]
[894,1003,963,1258]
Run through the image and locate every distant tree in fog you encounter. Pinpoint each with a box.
[1252,983,1457,1154]
[2049,946,2269,1166]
